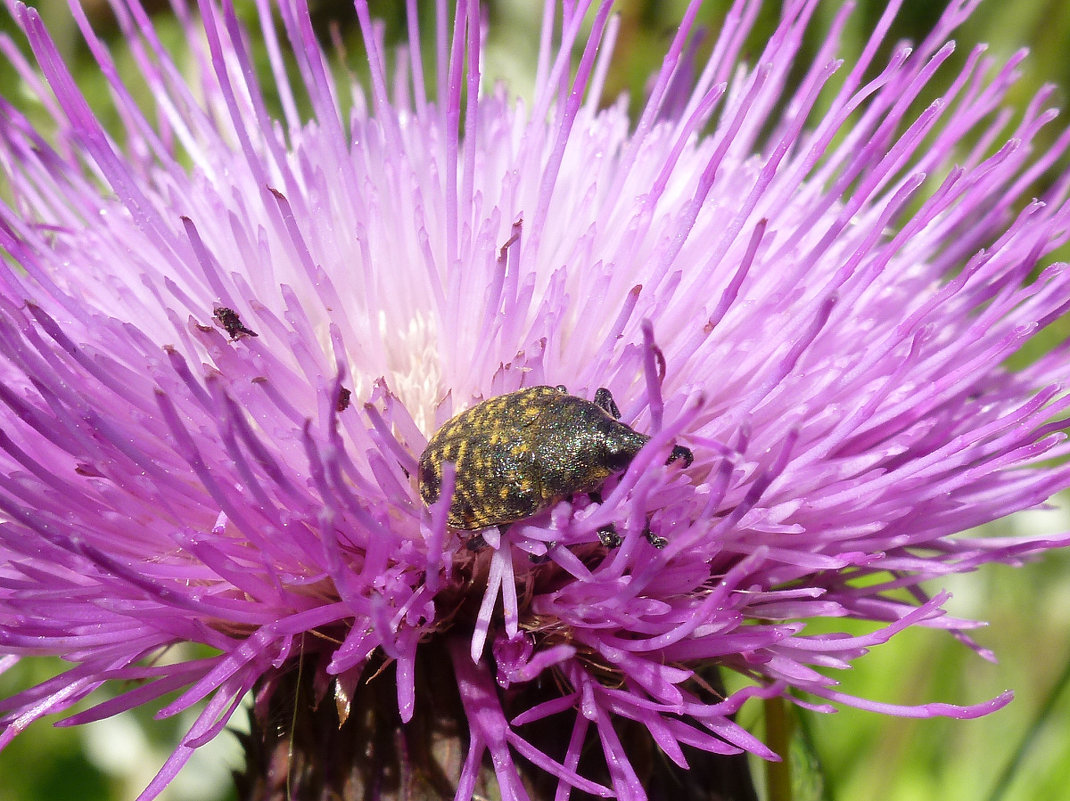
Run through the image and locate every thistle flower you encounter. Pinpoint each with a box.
[2,1,1070,800]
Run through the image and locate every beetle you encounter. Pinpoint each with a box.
[417,385,692,532]
[213,306,258,340]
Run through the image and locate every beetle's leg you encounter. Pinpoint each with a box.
[593,387,621,419]
[465,533,487,551]
[643,523,668,549]
[530,541,555,563]
[467,522,513,552]
[667,444,694,468]
[597,524,622,548]
[586,492,619,546]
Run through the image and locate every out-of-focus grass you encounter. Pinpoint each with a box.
[791,508,1070,801]
[1,2,1069,800]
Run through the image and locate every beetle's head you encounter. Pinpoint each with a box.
[601,419,649,473]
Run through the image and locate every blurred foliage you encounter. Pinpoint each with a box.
[2,2,1070,800]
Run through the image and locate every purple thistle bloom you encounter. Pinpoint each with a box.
[2,0,1070,798]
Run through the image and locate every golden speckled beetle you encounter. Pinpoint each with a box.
[418,385,692,530]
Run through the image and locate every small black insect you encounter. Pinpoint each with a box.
[418,385,692,531]
[213,306,258,340]
[336,386,352,412]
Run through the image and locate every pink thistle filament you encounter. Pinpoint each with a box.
[1,1,1069,799]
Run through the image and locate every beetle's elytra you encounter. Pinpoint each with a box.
[418,385,692,530]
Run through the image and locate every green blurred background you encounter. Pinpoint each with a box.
[1,1,1070,800]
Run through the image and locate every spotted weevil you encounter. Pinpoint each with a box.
[418,385,692,542]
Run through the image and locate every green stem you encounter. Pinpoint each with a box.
[764,695,793,801]
[984,649,1070,801]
